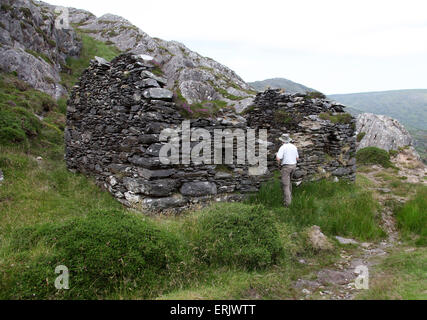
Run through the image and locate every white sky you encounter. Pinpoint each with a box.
[46,0,427,94]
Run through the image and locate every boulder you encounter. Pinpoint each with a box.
[306,226,334,251]
[356,113,415,152]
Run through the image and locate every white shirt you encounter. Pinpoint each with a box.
[277,143,299,165]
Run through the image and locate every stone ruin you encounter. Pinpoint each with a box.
[246,90,357,182]
[65,53,356,212]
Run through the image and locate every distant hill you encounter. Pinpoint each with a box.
[249,78,316,94]
[328,89,427,131]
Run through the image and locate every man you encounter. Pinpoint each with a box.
[276,134,299,207]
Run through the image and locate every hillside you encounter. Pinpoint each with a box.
[249,78,316,94]
[0,0,426,302]
[328,89,427,131]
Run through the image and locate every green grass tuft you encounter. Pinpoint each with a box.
[356,146,394,168]
[396,186,427,246]
[60,33,120,90]
[187,203,284,270]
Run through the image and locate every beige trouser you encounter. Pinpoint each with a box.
[281,164,296,206]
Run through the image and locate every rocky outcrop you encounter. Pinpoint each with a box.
[356,113,415,152]
[1,0,255,107]
[246,89,357,182]
[65,9,256,108]
[0,0,81,98]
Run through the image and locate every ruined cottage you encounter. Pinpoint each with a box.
[65,53,356,212]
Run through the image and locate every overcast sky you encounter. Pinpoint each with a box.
[46,0,427,94]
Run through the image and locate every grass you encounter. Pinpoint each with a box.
[248,178,385,241]
[319,111,353,124]
[0,130,354,299]
[25,49,53,65]
[0,72,64,149]
[60,33,120,90]
[357,247,427,300]
[2,210,188,299]
[396,186,427,246]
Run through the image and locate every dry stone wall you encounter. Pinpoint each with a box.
[65,53,261,212]
[65,54,356,212]
[246,90,357,182]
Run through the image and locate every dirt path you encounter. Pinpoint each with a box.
[292,160,423,300]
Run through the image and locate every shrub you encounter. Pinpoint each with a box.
[396,186,427,246]
[356,147,393,168]
[4,210,188,299]
[190,203,283,270]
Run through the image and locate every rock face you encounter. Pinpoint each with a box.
[1,0,255,107]
[65,53,260,212]
[0,0,81,98]
[66,59,356,212]
[356,113,414,151]
[246,90,357,182]
[66,9,256,107]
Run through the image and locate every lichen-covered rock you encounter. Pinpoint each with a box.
[0,0,81,98]
[356,113,415,152]
[65,9,256,105]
